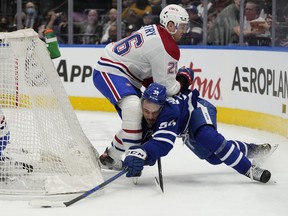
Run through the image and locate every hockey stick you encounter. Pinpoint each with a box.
[29,168,128,208]
[154,158,164,193]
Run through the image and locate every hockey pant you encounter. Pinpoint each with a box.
[184,96,251,175]
[93,70,143,160]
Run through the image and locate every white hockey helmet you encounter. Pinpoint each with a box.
[159,4,189,34]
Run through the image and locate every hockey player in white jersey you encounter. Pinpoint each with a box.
[93,4,193,170]
[123,83,277,183]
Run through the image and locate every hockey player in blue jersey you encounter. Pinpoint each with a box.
[123,82,276,183]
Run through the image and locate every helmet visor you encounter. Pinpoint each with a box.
[177,23,189,33]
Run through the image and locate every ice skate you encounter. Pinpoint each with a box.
[244,165,271,183]
[247,143,279,165]
[99,148,123,171]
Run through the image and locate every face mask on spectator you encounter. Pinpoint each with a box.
[26,7,35,16]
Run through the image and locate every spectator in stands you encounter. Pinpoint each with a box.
[38,9,58,40]
[57,12,68,44]
[283,5,288,23]
[234,0,271,46]
[101,24,117,44]
[278,5,288,47]
[100,8,117,44]
[149,0,162,16]
[0,16,10,32]
[23,1,42,32]
[278,0,288,18]
[207,11,218,33]
[125,24,137,37]
[78,9,103,44]
[142,12,154,26]
[197,0,216,19]
[207,0,241,45]
[42,10,58,30]
[248,0,271,38]
[213,0,232,13]
[122,0,152,28]
[179,5,203,45]
[13,11,26,30]
[179,0,193,10]
[132,0,152,16]
[122,0,133,17]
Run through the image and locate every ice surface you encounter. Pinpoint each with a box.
[1,111,287,216]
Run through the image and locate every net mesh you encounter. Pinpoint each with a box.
[0,29,103,195]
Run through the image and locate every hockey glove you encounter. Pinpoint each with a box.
[176,67,194,92]
[123,145,147,177]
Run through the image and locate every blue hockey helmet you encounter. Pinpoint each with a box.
[142,83,167,106]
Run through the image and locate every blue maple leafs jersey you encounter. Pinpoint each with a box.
[141,92,192,165]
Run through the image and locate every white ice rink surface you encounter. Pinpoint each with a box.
[1,111,288,216]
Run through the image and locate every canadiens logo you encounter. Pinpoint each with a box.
[169,7,178,12]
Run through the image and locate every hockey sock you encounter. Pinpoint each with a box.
[229,140,250,156]
[195,126,251,174]
[216,140,251,174]
[118,95,143,149]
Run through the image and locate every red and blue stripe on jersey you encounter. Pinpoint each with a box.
[98,57,143,84]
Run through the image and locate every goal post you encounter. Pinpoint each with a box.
[0,29,103,195]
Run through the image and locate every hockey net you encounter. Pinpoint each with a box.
[0,29,103,195]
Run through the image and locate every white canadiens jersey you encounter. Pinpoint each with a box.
[94,24,181,96]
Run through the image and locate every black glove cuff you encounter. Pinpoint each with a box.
[176,74,189,90]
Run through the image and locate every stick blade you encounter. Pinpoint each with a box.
[29,199,66,208]
[154,177,164,193]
